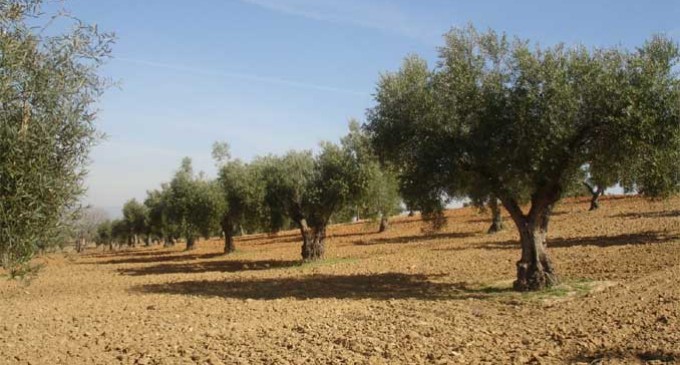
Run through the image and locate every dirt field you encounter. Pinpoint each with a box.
[1,195,680,364]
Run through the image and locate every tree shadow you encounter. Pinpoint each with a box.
[433,231,679,252]
[548,231,679,248]
[354,232,474,246]
[85,252,226,265]
[236,232,299,243]
[132,273,513,301]
[570,349,677,364]
[83,248,172,259]
[118,259,301,276]
[611,210,680,219]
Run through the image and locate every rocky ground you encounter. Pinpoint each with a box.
[1,195,679,364]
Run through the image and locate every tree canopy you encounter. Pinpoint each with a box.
[366,26,680,290]
[0,0,114,271]
[261,142,369,260]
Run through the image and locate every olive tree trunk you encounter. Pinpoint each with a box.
[185,236,196,251]
[583,182,604,211]
[504,200,558,291]
[378,214,389,233]
[299,218,325,261]
[222,218,236,254]
[163,236,175,248]
[487,198,503,234]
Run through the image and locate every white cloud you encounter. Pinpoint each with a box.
[238,0,442,43]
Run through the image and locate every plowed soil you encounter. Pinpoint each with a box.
[2,195,680,364]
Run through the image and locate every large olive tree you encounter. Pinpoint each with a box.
[367,26,680,291]
[0,0,114,271]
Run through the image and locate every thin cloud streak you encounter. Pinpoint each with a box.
[238,0,443,44]
[117,57,369,97]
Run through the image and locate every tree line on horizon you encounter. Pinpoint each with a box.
[1,0,679,292]
[96,122,405,261]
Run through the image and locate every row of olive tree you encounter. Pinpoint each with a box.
[366,26,680,291]
[98,127,404,261]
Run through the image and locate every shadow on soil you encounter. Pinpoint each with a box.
[354,232,474,246]
[85,252,226,265]
[436,231,679,252]
[118,259,301,276]
[611,210,680,219]
[132,273,514,301]
[570,350,677,364]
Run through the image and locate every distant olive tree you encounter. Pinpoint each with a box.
[341,120,402,232]
[213,142,266,254]
[367,26,680,291]
[261,143,368,261]
[0,0,114,272]
[166,158,221,250]
[122,199,149,246]
[144,185,179,247]
[72,207,109,253]
[95,220,114,250]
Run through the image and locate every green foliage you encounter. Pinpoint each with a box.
[95,220,113,247]
[341,120,402,222]
[166,158,221,247]
[216,156,266,235]
[0,0,114,270]
[122,199,148,243]
[261,141,369,231]
[367,26,680,220]
[110,219,130,246]
[144,185,179,243]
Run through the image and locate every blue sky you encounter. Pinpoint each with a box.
[62,0,680,217]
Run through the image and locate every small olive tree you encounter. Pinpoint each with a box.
[367,26,680,291]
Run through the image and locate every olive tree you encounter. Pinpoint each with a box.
[341,120,402,232]
[95,220,114,250]
[122,199,149,246]
[0,0,114,272]
[166,158,221,250]
[144,185,179,247]
[214,156,265,254]
[72,207,109,252]
[367,26,680,291]
[262,143,368,261]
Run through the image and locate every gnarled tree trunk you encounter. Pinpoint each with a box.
[299,218,325,261]
[222,218,236,254]
[504,199,558,291]
[487,198,503,234]
[583,182,604,211]
[378,214,389,233]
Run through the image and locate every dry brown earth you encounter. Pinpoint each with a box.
[1,195,679,364]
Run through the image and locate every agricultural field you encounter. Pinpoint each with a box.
[1,195,679,364]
